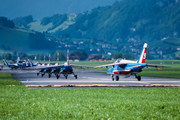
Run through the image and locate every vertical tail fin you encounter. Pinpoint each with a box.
[137,43,147,63]
[67,49,69,65]
[3,59,8,65]
[57,52,59,65]
[44,55,45,66]
[25,60,28,66]
[17,57,20,63]
[49,54,51,66]
[28,59,33,67]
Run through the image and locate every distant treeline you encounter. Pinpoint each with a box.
[13,15,33,28]
[41,14,68,31]
[0,17,15,28]
[1,51,66,61]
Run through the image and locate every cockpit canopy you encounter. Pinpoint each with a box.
[114,58,123,63]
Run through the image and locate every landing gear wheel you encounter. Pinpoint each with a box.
[56,75,59,79]
[37,73,39,76]
[112,78,114,81]
[137,76,141,81]
[49,74,51,78]
[65,75,67,79]
[115,76,119,81]
[74,75,77,79]
[41,74,44,77]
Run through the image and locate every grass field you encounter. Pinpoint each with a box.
[0,73,180,119]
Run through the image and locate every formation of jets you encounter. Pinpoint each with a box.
[1,43,169,81]
[2,58,40,70]
[27,50,93,79]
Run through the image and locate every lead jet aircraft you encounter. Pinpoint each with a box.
[95,43,169,81]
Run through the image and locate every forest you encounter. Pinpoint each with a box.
[56,0,180,42]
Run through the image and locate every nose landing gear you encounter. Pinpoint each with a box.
[135,74,141,81]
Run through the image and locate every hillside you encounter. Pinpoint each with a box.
[20,0,180,43]
[61,0,180,42]
[27,14,76,33]
[1,0,120,20]
[2,0,180,59]
[0,27,56,56]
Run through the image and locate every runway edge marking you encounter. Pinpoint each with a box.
[25,84,180,87]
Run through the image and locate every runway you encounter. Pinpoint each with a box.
[1,68,180,88]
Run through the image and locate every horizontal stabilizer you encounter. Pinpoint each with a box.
[146,64,170,68]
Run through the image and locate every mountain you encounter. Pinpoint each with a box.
[13,0,180,43]
[0,0,120,20]
[59,0,180,43]
[2,0,180,59]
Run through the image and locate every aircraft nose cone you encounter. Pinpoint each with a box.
[113,71,119,74]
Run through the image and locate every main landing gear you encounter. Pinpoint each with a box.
[112,75,119,81]
[41,73,45,77]
[56,74,60,79]
[48,73,51,78]
[73,72,77,79]
[135,74,141,81]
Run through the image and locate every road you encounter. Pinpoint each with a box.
[1,68,180,88]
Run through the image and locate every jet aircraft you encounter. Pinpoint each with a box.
[95,43,169,81]
[3,59,23,69]
[37,55,53,77]
[27,59,41,67]
[0,64,3,70]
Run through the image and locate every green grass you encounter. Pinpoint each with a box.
[137,60,180,78]
[0,73,180,119]
[0,27,31,51]
[28,21,53,32]
[0,27,56,55]
[164,38,180,45]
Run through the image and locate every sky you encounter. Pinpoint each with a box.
[0,0,120,20]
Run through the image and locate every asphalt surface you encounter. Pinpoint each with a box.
[1,67,180,88]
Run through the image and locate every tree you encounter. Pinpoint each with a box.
[13,51,17,56]
[41,17,51,25]
[0,17,15,28]
[28,32,56,50]
[20,53,28,59]
[37,54,46,61]
[113,53,123,59]
[59,51,66,61]
[13,15,33,28]
[146,53,151,60]
[82,51,88,59]
[97,54,102,59]
[51,52,57,61]
[123,53,135,60]
[3,53,12,60]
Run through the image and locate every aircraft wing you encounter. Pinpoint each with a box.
[94,63,127,68]
[24,64,65,70]
[70,64,94,68]
[146,64,170,68]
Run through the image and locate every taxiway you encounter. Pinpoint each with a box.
[1,68,180,87]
